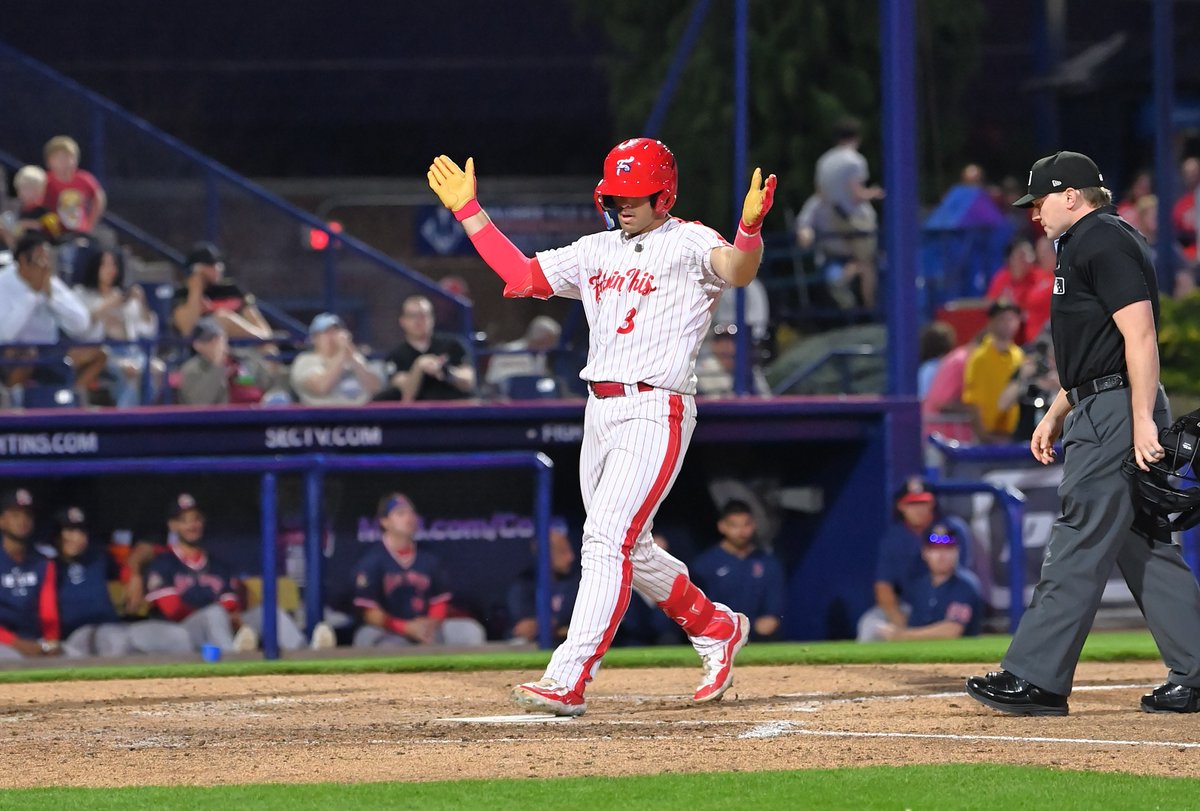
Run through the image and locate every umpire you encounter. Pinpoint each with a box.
[965,151,1200,716]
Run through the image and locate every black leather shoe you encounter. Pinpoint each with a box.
[964,670,1069,716]
[1141,682,1200,713]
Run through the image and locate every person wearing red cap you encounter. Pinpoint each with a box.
[0,488,62,660]
[858,476,973,641]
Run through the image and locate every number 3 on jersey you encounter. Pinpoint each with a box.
[617,307,637,335]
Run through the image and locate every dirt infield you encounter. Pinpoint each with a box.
[2,661,1198,788]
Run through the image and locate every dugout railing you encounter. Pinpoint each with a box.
[0,451,555,660]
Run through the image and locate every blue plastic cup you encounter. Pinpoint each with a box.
[201,644,222,663]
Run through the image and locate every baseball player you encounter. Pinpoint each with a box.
[0,488,61,660]
[428,138,777,715]
[352,492,486,647]
[52,505,193,657]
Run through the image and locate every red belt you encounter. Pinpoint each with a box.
[589,381,654,398]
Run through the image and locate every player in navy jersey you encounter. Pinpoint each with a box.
[507,519,579,644]
[53,506,193,657]
[0,488,61,660]
[145,493,318,652]
[352,492,485,647]
[868,522,983,641]
[691,501,785,640]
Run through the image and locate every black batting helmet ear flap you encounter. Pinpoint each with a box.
[1125,408,1200,541]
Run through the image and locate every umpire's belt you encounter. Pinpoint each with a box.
[1066,372,1127,407]
[589,381,654,398]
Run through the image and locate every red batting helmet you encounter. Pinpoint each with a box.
[594,138,678,218]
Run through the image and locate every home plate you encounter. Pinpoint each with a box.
[438,714,575,724]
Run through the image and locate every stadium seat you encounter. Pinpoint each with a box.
[20,384,77,409]
[241,576,302,613]
[502,375,561,400]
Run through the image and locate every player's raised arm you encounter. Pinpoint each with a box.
[712,167,778,287]
[427,154,551,299]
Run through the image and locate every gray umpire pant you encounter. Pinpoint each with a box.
[1003,386,1200,695]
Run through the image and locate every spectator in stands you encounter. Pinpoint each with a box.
[921,331,984,445]
[178,317,276,406]
[290,312,382,406]
[1133,195,1197,298]
[917,321,957,400]
[962,300,1025,443]
[795,193,857,310]
[0,230,102,406]
[41,135,106,236]
[144,493,331,652]
[374,295,475,402]
[695,325,771,397]
[171,242,273,341]
[74,248,162,407]
[352,492,486,647]
[857,477,975,642]
[985,237,1053,346]
[52,505,192,656]
[997,332,1060,442]
[616,532,688,646]
[484,315,562,398]
[0,166,63,247]
[1033,236,1057,276]
[812,116,884,310]
[0,488,62,660]
[691,500,785,641]
[714,277,770,345]
[507,518,578,645]
[860,521,983,641]
[1116,169,1152,225]
[1172,156,1200,251]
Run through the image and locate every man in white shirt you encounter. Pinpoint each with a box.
[0,231,93,404]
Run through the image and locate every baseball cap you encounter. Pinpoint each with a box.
[925,522,959,546]
[191,317,225,342]
[1012,151,1105,208]
[0,488,34,513]
[894,476,935,506]
[185,241,223,267]
[376,492,414,518]
[53,505,87,531]
[168,493,203,520]
[987,298,1022,319]
[308,312,343,338]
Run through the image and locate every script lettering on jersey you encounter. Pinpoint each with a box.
[174,572,229,596]
[587,268,658,303]
[384,570,431,595]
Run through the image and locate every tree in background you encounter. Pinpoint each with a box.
[572,0,983,231]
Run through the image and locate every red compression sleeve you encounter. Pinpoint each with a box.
[467,221,552,299]
[427,600,449,622]
[0,627,15,645]
[39,561,60,641]
[385,616,408,636]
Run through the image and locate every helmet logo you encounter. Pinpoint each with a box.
[615,157,635,174]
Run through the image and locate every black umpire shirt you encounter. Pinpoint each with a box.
[1050,204,1160,391]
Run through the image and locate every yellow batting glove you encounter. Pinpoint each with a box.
[740,167,778,233]
[427,155,479,220]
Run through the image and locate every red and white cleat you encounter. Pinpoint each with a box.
[693,611,749,703]
[511,677,587,717]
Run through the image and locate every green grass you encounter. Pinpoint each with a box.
[0,630,1162,684]
[5,766,1199,810]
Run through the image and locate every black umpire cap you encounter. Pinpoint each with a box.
[1012,151,1104,208]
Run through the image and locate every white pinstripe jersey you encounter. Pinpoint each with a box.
[535,218,729,394]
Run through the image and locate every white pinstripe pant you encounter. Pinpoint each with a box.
[545,389,712,693]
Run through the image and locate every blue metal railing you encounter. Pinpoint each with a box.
[0,451,555,659]
[771,346,883,395]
